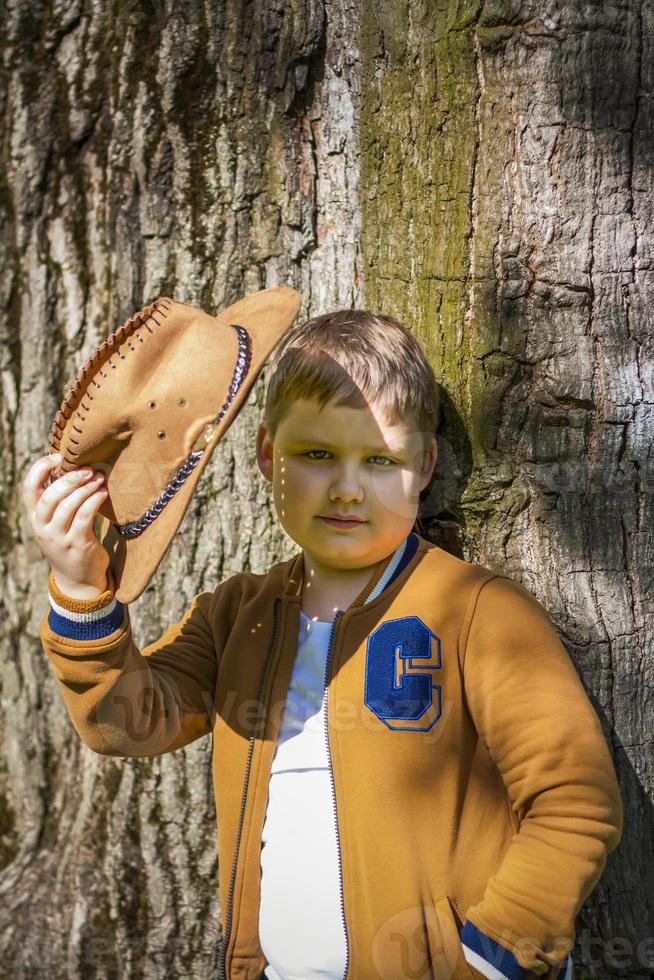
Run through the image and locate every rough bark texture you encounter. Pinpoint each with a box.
[1,1,360,976]
[0,0,649,978]
[360,2,651,978]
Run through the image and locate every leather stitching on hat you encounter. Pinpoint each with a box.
[46,298,253,541]
[46,298,171,463]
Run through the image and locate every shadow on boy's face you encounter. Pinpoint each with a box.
[256,395,438,525]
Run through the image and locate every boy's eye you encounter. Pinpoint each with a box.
[301,450,395,466]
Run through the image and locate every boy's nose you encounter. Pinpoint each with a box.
[329,479,364,502]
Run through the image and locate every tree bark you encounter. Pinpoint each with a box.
[1,1,359,976]
[361,2,651,977]
[0,1,648,978]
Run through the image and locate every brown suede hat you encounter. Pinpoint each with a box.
[45,285,301,602]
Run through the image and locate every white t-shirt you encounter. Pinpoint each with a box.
[259,611,347,980]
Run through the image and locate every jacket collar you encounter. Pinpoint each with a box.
[281,531,424,607]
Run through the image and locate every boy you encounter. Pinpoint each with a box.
[28,308,622,980]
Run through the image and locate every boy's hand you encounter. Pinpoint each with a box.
[22,453,110,597]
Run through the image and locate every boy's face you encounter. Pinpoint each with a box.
[256,396,437,571]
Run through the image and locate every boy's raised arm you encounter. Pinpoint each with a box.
[40,568,230,758]
[460,575,624,976]
[23,452,230,759]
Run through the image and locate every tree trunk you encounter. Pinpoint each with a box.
[361,2,651,977]
[0,1,648,978]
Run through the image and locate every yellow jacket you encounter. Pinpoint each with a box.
[40,533,623,980]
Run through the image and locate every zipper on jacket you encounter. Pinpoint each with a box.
[219,596,281,980]
[322,609,350,980]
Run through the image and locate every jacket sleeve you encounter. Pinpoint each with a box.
[459,574,623,978]
[40,568,233,758]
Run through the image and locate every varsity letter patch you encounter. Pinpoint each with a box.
[364,616,442,731]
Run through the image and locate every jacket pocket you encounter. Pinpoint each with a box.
[371,901,464,980]
[433,895,478,980]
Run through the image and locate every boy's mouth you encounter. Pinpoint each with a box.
[318,515,367,529]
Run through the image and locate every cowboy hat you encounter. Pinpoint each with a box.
[46,285,301,602]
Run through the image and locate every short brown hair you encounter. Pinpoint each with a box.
[263,308,441,444]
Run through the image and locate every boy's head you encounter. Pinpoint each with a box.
[255,308,440,569]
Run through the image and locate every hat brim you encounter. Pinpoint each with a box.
[96,285,300,602]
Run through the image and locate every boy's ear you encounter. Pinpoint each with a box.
[419,436,438,492]
[256,423,274,482]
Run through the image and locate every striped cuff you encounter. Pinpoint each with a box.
[461,920,573,979]
[47,567,126,640]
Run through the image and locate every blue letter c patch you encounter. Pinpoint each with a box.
[364,616,442,732]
